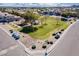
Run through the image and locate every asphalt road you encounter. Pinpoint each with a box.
[48,21,79,56]
[0,27,28,56]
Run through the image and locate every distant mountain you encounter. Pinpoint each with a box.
[71,5,79,8]
[0,3,79,7]
[0,3,58,7]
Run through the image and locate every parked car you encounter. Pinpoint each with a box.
[12,32,20,40]
[55,34,60,39]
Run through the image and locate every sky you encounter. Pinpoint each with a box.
[0,3,79,7]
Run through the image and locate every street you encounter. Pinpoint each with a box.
[48,21,79,56]
[0,27,28,56]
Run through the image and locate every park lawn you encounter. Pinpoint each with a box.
[29,16,69,40]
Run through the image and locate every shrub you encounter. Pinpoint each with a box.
[31,45,36,49]
[42,45,47,49]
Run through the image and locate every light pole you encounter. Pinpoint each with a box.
[45,45,48,56]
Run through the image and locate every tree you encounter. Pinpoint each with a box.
[39,16,47,26]
[31,45,36,49]
[39,16,44,26]
[42,45,47,49]
[55,16,60,25]
[0,8,6,12]
[10,10,21,16]
[44,15,47,25]
[21,11,40,26]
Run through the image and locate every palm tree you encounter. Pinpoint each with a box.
[55,16,60,25]
[44,16,47,25]
[39,16,47,26]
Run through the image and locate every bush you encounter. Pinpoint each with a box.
[58,31,62,34]
[61,29,64,31]
[52,33,57,36]
[31,45,36,49]
[42,45,47,49]
[49,41,53,44]
[47,41,50,44]
[20,26,38,33]
[9,30,13,33]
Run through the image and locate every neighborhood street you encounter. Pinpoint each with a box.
[0,27,28,56]
[48,20,79,56]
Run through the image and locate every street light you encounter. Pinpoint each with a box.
[45,52,47,56]
[45,46,48,56]
[42,44,48,56]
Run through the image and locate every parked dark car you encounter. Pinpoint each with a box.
[61,17,68,21]
[55,34,60,39]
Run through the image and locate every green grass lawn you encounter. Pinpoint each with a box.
[27,16,69,40]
